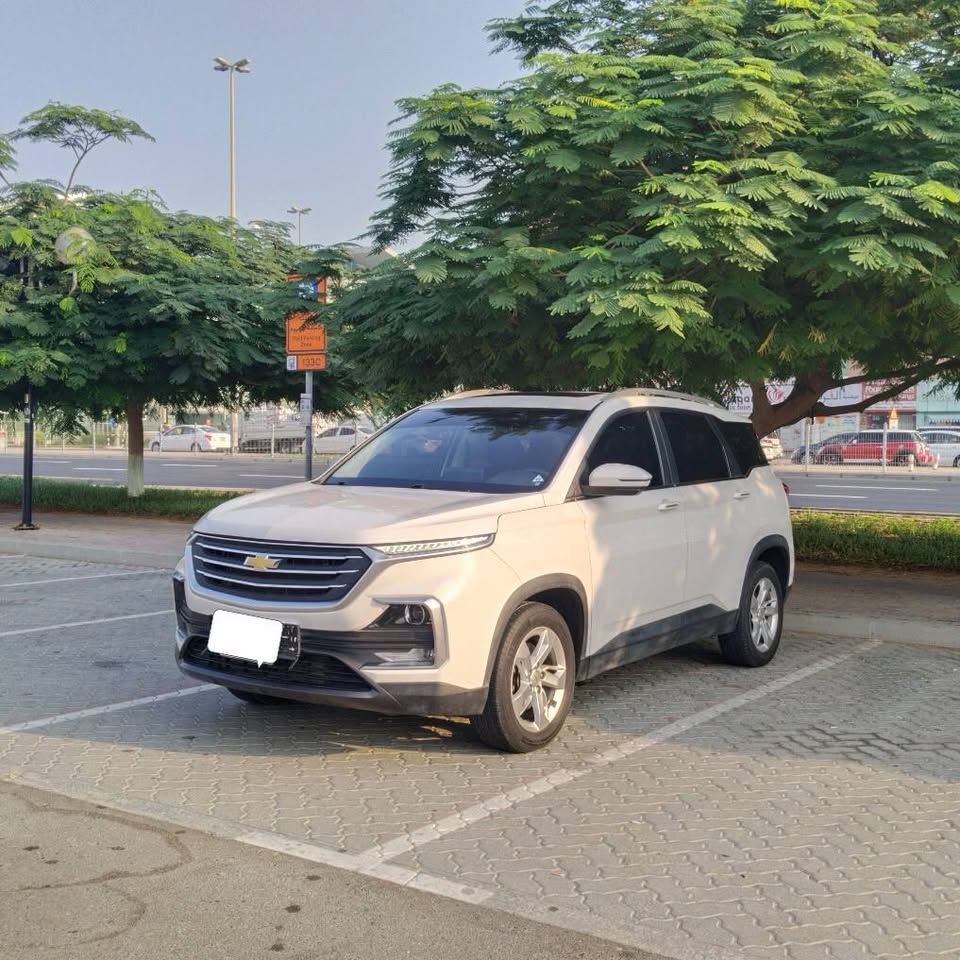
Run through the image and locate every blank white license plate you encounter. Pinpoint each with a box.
[208,610,283,667]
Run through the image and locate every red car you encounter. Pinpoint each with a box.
[816,430,935,466]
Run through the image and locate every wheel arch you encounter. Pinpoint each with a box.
[483,575,589,686]
[748,535,792,597]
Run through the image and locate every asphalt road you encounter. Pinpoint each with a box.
[2,449,960,514]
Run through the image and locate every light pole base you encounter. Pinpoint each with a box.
[14,522,40,531]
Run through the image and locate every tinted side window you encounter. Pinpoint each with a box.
[718,421,767,476]
[587,412,663,488]
[661,411,732,484]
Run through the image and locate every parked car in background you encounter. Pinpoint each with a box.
[790,432,856,464]
[759,434,783,461]
[815,430,934,466]
[918,428,960,468]
[314,423,373,455]
[151,425,231,453]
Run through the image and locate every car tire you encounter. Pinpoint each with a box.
[471,602,575,753]
[190,442,200,452]
[818,452,841,465]
[150,442,160,452]
[893,451,909,466]
[226,687,291,706]
[954,455,960,468]
[719,562,784,668]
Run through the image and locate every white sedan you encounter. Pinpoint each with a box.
[918,428,960,468]
[150,425,232,453]
[314,424,373,455]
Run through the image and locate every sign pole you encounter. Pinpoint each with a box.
[303,371,314,481]
[16,385,38,530]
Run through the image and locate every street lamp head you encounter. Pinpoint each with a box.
[287,206,311,215]
[212,56,251,72]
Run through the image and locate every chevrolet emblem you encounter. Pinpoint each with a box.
[244,554,281,571]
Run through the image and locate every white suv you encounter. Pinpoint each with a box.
[174,390,794,752]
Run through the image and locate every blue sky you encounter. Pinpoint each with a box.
[7,0,522,245]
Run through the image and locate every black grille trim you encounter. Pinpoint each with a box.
[182,637,372,692]
[191,534,372,604]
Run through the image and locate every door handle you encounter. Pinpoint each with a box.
[733,490,751,500]
[658,500,680,511]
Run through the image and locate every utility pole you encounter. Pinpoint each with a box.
[15,385,38,530]
[212,57,251,220]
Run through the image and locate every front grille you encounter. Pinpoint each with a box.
[183,637,371,692]
[191,534,371,604]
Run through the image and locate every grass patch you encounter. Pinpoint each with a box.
[0,477,241,521]
[792,509,960,572]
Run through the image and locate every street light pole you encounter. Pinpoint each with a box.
[212,57,251,220]
[287,206,311,245]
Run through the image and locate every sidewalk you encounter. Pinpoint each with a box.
[2,510,958,648]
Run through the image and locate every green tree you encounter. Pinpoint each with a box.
[2,105,351,495]
[332,0,960,433]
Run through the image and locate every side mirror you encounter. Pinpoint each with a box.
[584,463,653,496]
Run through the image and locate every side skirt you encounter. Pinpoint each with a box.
[577,605,738,682]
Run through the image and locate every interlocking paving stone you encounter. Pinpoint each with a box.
[2,556,959,958]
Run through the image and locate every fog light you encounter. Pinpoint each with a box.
[375,647,434,666]
[403,603,429,626]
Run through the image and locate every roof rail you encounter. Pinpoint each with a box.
[439,388,514,400]
[611,387,727,411]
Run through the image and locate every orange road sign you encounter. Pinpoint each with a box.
[286,353,327,372]
[285,313,327,353]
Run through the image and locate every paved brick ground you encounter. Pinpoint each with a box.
[2,553,958,959]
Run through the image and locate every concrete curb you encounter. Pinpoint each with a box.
[0,535,178,569]
[788,611,958,650]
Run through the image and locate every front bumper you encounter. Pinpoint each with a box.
[173,576,488,716]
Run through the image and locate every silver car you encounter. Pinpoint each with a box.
[918,428,960,468]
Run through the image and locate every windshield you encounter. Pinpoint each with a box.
[323,407,588,493]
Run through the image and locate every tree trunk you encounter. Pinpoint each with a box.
[126,401,145,498]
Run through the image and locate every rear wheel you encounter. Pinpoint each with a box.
[226,687,291,706]
[954,455,960,468]
[893,450,910,466]
[818,451,842,465]
[719,562,784,667]
[190,442,200,452]
[471,602,574,753]
[150,441,160,452]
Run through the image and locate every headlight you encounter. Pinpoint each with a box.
[371,533,494,559]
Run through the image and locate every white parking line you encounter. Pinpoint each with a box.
[238,474,303,479]
[0,609,173,639]
[0,570,165,589]
[71,467,125,472]
[815,484,938,492]
[161,462,219,467]
[0,684,217,735]
[789,493,867,500]
[362,641,879,864]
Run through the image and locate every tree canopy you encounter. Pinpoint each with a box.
[1,102,352,494]
[331,0,960,432]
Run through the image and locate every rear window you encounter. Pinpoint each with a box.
[717,421,767,476]
[660,411,732,484]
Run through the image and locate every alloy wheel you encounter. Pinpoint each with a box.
[749,577,780,652]
[510,627,568,733]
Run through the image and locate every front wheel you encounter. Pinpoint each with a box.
[150,442,160,452]
[471,602,574,753]
[954,455,960,469]
[719,562,784,667]
[190,442,200,452]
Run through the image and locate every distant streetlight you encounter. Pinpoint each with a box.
[212,56,251,220]
[287,206,312,246]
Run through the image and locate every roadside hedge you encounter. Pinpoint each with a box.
[791,509,960,572]
[1,478,958,572]
[0,477,241,521]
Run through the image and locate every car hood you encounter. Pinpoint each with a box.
[194,482,544,544]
